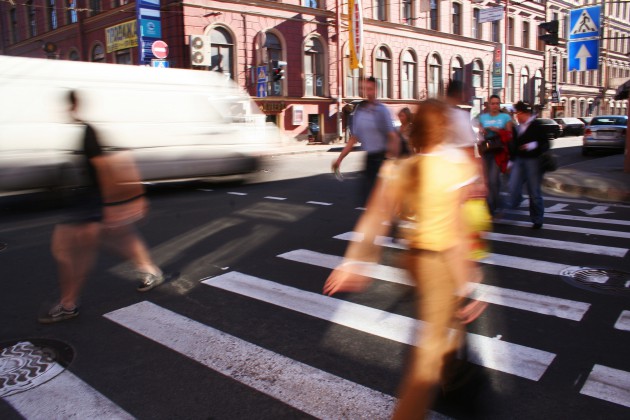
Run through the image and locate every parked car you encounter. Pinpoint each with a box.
[582,115,628,155]
[578,117,593,126]
[553,117,585,136]
[536,118,563,140]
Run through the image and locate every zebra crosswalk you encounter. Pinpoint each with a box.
[2,192,630,418]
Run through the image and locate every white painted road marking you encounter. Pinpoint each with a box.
[483,232,628,258]
[227,192,247,195]
[279,249,591,321]
[105,301,397,419]
[4,369,133,419]
[203,272,556,381]
[495,219,630,239]
[614,310,630,332]
[580,364,630,408]
[307,201,333,206]
[264,196,287,200]
[504,209,630,227]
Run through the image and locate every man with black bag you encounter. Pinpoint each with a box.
[506,101,549,229]
[478,95,513,217]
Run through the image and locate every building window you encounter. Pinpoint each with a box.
[472,9,482,40]
[520,67,529,103]
[9,8,18,43]
[522,22,530,49]
[561,57,567,83]
[452,3,461,35]
[48,0,58,30]
[67,0,77,24]
[401,50,417,99]
[533,69,543,104]
[304,38,324,97]
[564,15,570,39]
[303,0,318,7]
[375,47,391,98]
[472,60,484,89]
[428,53,442,98]
[506,64,515,103]
[26,0,37,37]
[115,50,132,64]
[402,0,413,25]
[451,56,464,83]
[210,27,234,80]
[508,18,514,45]
[579,100,586,117]
[376,0,387,21]
[430,0,439,31]
[492,20,500,43]
[344,49,361,97]
[68,49,80,61]
[89,0,101,16]
[92,43,105,62]
[265,33,284,96]
[570,99,577,117]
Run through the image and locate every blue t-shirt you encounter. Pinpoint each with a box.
[479,112,512,139]
[351,101,395,153]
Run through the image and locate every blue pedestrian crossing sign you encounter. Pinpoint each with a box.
[568,39,599,72]
[569,6,600,41]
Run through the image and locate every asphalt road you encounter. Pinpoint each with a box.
[1,142,629,419]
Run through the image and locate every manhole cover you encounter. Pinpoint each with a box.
[560,266,630,297]
[0,339,74,397]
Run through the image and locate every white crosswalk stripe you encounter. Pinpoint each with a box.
[279,249,592,321]
[580,365,630,408]
[202,271,556,381]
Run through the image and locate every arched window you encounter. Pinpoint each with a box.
[67,0,77,24]
[91,43,105,62]
[472,60,484,89]
[533,70,543,104]
[579,100,586,117]
[428,53,442,98]
[304,37,325,96]
[570,99,577,117]
[344,46,361,97]
[375,47,392,98]
[452,3,462,35]
[401,50,417,99]
[520,67,530,103]
[451,56,464,83]
[472,8,482,39]
[265,33,284,96]
[506,64,515,103]
[210,27,234,80]
[68,49,79,61]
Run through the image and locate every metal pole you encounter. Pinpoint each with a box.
[503,0,509,103]
[336,0,343,142]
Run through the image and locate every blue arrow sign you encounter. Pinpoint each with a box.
[568,39,599,72]
[569,6,600,41]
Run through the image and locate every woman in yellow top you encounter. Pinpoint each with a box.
[324,99,479,419]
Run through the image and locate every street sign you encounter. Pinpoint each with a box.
[551,90,559,104]
[151,40,169,59]
[569,6,600,41]
[257,66,267,83]
[151,59,169,68]
[257,81,267,98]
[568,39,599,71]
[478,6,504,24]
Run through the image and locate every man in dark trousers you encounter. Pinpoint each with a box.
[332,76,400,205]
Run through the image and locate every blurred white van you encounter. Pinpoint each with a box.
[0,55,284,193]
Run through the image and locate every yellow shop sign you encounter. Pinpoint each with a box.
[106,21,138,53]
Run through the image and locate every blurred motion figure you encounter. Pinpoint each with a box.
[39,91,165,324]
[324,99,481,418]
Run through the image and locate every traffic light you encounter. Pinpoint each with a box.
[538,20,559,46]
[272,60,286,81]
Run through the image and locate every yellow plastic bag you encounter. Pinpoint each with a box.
[462,198,492,261]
